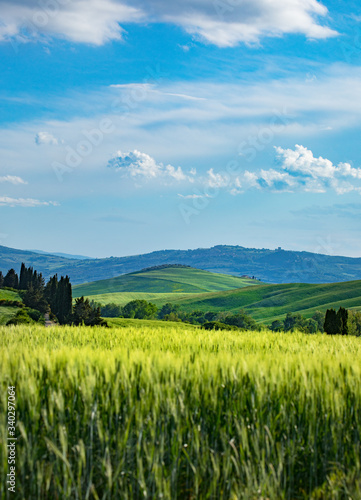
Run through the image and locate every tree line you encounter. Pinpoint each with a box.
[98,299,361,335]
[1,264,106,326]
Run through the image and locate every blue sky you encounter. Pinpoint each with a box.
[1,0,361,258]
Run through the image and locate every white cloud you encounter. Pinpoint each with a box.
[35,131,60,146]
[108,150,194,182]
[0,0,337,47]
[0,0,143,45]
[206,168,230,188]
[0,196,59,207]
[258,145,361,194]
[181,145,361,197]
[0,175,27,185]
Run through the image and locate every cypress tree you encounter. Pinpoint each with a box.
[3,269,19,289]
[0,271,3,288]
[337,307,349,336]
[324,309,340,335]
[19,263,27,290]
[56,276,72,325]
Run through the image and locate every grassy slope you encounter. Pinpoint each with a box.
[0,289,22,325]
[171,280,361,324]
[86,292,204,308]
[73,267,258,297]
[0,306,20,325]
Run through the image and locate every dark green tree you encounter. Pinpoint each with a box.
[56,276,72,325]
[270,320,284,332]
[72,297,106,326]
[158,303,180,320]
[0,271,3,288]
[99,303,122,318]
[284,312,306,332]
[324,309,340,335]
[44,275,58,312]
[3,269,19,289]
[337,307,349,336]
[23,286,48,313]
[223,310,258,330]
[122,300,158,319]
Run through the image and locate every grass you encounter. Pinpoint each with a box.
[171,280,361,324]
[1,324,361,498]
[0,306,20,325]
[73,266,259,297]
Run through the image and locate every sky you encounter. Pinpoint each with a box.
[1,0,361,258]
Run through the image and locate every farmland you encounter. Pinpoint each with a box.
[1,324,361,499]
[73,266,258,297]
[73,267,361,325]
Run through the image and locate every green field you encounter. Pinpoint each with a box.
[0,306,20,325]
[73,266,258,297]
[0,289,22,325]
[74,269,361,325]
[80,291,204,308]
[171,280,361,324]
[1,324,361,499]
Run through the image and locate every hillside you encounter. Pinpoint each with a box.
[170,280,361,324]
[73,266,258,297]
[0,289,22,325]
[2,244,361,284]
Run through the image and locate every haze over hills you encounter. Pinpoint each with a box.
[29,250,91,260]
[2,244,361,284]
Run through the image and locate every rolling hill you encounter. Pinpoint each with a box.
[2,244,361,284]
[170,280,361,324]
[73,266,259,298]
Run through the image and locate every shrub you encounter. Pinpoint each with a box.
[6,309,35,326]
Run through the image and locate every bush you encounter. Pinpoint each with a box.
[0,299,24,307]
[99,303,123,318]
[6,309,35,326]
[122,300,158,320]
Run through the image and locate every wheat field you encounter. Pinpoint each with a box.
[1,324,361,499]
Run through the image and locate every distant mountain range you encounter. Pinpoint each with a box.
[28,250,91,260]
[1,244,361,285]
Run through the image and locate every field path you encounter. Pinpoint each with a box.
[44,313,56,327]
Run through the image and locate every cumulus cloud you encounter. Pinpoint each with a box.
[35,131,59,146]
[0,197,59,207]
[230,145,361,194]
[0,175,27,185]
[108,150,195,182]
[275,145,361,194]
[0,0,336,47]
